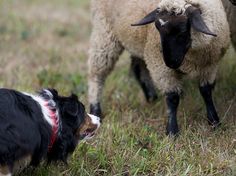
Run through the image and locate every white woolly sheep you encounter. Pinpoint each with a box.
[88,0,230,135]
[222,0,236,50]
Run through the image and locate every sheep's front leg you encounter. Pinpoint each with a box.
[144,57,182,135]
[88,30,123,117]
[131,56,158,102]
[166,92,180,135]
[199,83,220,127]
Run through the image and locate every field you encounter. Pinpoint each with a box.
[1,0,236,175]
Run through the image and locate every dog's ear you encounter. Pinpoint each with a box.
[39,89,58,100]
[70,93,78,100]
[64,94,79,116]
[64,101,78,116]
[49,89,58,98]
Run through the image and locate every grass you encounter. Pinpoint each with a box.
[0,0,236,175]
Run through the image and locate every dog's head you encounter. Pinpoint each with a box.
[58,93,100,141]
[44,89,100,162]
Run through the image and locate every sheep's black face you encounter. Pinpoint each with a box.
[132,5,217,70]
[155,12,191,69]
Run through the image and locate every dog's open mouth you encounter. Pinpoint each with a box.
[78,114,100,140]
[82,128,97,139]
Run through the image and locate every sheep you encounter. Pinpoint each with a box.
[222,0,236,50]
[130,0,236,106]
[88,0,230,135]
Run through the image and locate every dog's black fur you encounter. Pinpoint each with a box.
[0,88,87,173]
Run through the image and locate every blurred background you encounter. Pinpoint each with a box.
[1,0,236,175]
[0,0,91,97]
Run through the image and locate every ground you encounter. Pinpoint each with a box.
[0,0,236,175]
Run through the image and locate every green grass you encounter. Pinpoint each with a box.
[1,0,236,175]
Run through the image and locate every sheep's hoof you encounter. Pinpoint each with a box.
[166,124,179,136]
[146,93,158,103]
[90,103,102,118]
[207,114,220,129]
[139,82,158,103]
[208,120,221,129]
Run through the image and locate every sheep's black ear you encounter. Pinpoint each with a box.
[131,9,158,26]
[186,6,217,37]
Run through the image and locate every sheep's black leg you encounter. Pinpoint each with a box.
[199,83,220,127]
[166,92,180,135]
[131,56,158,102]
[90,103,102,117]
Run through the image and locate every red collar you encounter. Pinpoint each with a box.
[44,101,59,152]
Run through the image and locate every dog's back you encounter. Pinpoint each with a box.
[0,89,51,175]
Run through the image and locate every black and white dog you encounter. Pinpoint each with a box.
[0,88,100,176]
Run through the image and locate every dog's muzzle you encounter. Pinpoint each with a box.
[78,114,101,140]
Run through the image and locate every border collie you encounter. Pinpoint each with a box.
[0,88,100,176]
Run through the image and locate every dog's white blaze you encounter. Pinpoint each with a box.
[23,92,54,126]
[88,114,100,128]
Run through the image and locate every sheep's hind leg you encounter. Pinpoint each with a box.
[199,83,220,127]
[88,31,123,117]
[165,92,180,136]
[131,56,158,102]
